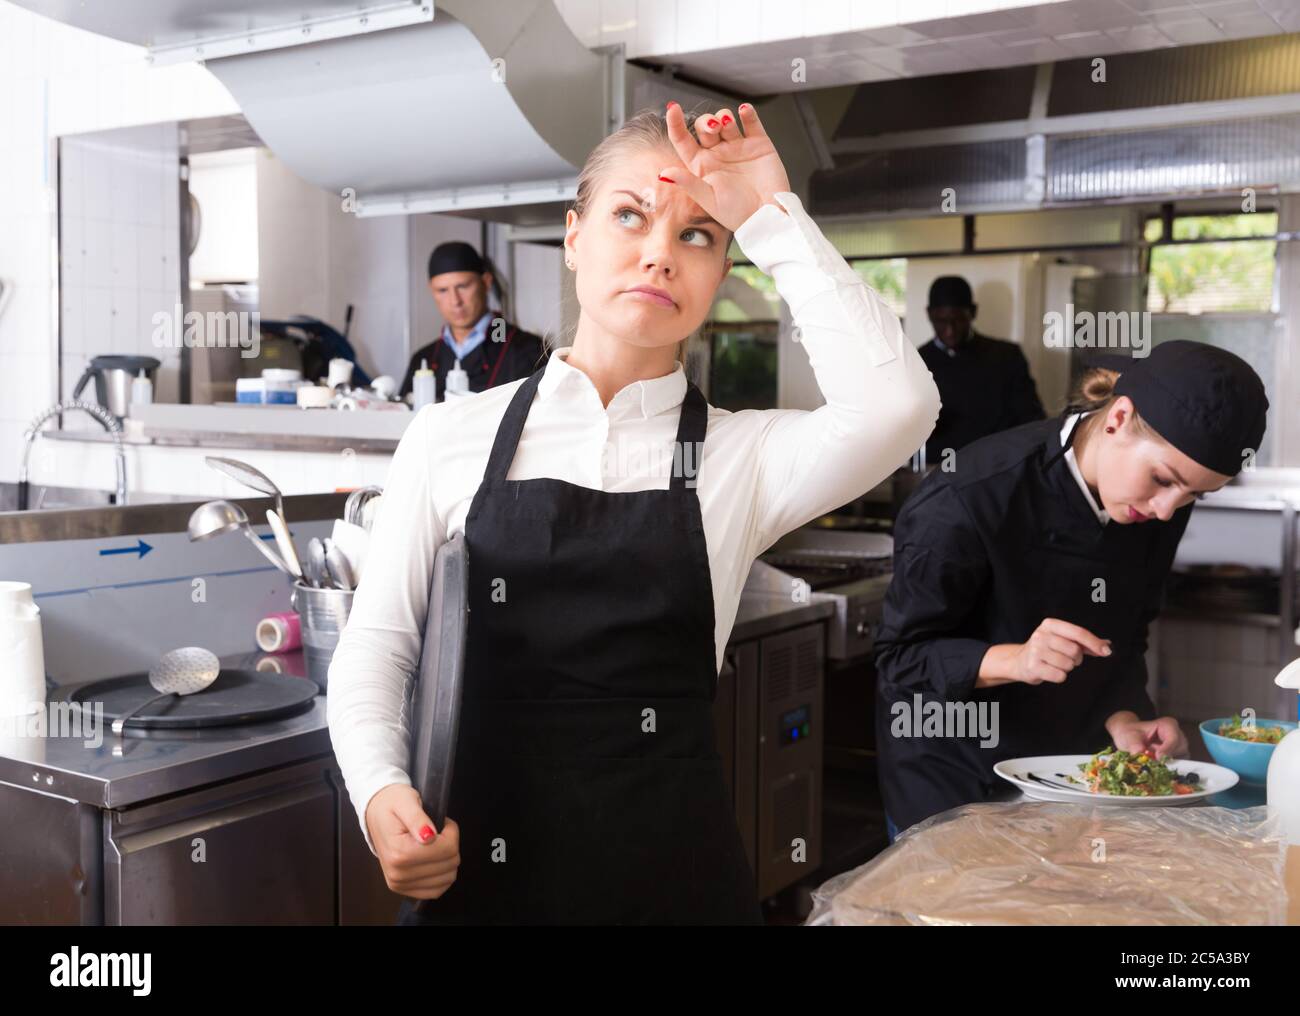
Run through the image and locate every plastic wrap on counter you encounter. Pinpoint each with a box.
[806,802,1288,926]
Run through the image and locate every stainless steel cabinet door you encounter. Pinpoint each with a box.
[105,758,334,925]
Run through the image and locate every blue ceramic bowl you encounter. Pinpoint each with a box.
[1199,718,1298,785]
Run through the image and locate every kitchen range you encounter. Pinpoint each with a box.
[1,0,1299,970]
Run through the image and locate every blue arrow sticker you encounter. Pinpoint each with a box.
[98,539,153,560]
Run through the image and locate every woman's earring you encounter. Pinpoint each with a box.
[1105,426,1115,434]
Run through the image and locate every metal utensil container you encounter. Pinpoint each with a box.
[291,580,354,690]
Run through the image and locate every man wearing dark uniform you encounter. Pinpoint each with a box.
[399,241,549,401]
[918,275,1045,463]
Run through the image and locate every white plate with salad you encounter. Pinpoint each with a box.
[994,747,1239,805]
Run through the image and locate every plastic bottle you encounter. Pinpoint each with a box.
[130,368,153,406]
[412,358,436,411]
[0,581,46,717]
[1266,656,1300,846]
[445,358,469,399]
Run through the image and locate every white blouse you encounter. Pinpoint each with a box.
[327,191,941,852]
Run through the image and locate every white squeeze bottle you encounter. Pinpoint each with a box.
[1266,656,1300,847]
[445,358,469,399]
[131,368,153,406]
[412,358,435,411]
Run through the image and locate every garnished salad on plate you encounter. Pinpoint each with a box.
[1218,715,1288,744]
[1069,746,1200,796]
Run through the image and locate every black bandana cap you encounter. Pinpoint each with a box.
[428,241,486,279]
[1113,340,1267,477]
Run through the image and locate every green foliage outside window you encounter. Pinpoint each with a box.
[1145,214,1278,313]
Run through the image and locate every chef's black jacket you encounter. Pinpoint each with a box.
[918,332,1045,463]
[398,320,548,401]
[874,416,1192,832]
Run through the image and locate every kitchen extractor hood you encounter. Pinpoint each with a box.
[16,0,619,217]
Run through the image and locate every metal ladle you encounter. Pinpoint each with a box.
[112,646,221,735]
[205,456,287,525]
[187,500,293,577]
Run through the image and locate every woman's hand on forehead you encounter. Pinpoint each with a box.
[660,102,792,232]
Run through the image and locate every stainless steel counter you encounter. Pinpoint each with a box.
[3,650,330,808]
[1,592,834,811]
[732,591,835,643]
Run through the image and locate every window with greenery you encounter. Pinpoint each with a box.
[716,259,907,322]
[849,258,907,320]
[1144,213,1277,314]
[713,264,781,322]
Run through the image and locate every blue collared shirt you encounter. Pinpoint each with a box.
[442,312,492,360]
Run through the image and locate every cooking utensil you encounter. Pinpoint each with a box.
[330,519,369,583]
[1021,772,1081,792]
[266,509,304,580]
[204,456,287,525]
[359,494,382,533]
[323,537,355,591]
[306,537,329,588]
[71,354,161,420]
[410,533,469,917]
[187,500,293,576]
[344,485,383,527]
[111,646,220,734]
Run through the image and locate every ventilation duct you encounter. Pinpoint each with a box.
[14,0,619,217]
[819,32,1300,216]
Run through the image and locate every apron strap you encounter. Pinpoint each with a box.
[482,367,545,484]
[670,382,707,493]
[482,366,709,493]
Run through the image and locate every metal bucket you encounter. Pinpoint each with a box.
[291,580,354,691]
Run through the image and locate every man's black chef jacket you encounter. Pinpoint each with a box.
[919,331,1045,463]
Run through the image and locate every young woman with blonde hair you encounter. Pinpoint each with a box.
[328,102,941,924]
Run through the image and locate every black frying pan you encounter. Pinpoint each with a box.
[408,533,469,916]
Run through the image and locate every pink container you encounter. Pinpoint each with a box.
[256,611,302,653]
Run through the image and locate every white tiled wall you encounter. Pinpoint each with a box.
[1156,615,1297,727]
[0,0,238,483]
[59,124,182,419]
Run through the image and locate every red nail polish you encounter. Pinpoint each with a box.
[707,118,719,128]
[666,100,679,110]
[658,175,674,183]
[721,115,732,125]
[418,824,434,842]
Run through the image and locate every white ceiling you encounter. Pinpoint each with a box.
[555,0,1300,92]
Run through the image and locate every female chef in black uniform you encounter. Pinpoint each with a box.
[875,341,1268,836]
[327,100,941,924]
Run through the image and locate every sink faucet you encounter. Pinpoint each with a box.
[18,400,128,510]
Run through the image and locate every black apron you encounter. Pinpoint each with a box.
[398,366,763,925]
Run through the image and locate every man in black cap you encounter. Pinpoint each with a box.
[918,275,1045,463]
[398,241,548,401]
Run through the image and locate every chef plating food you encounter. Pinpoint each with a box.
[875,340,1269,836]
